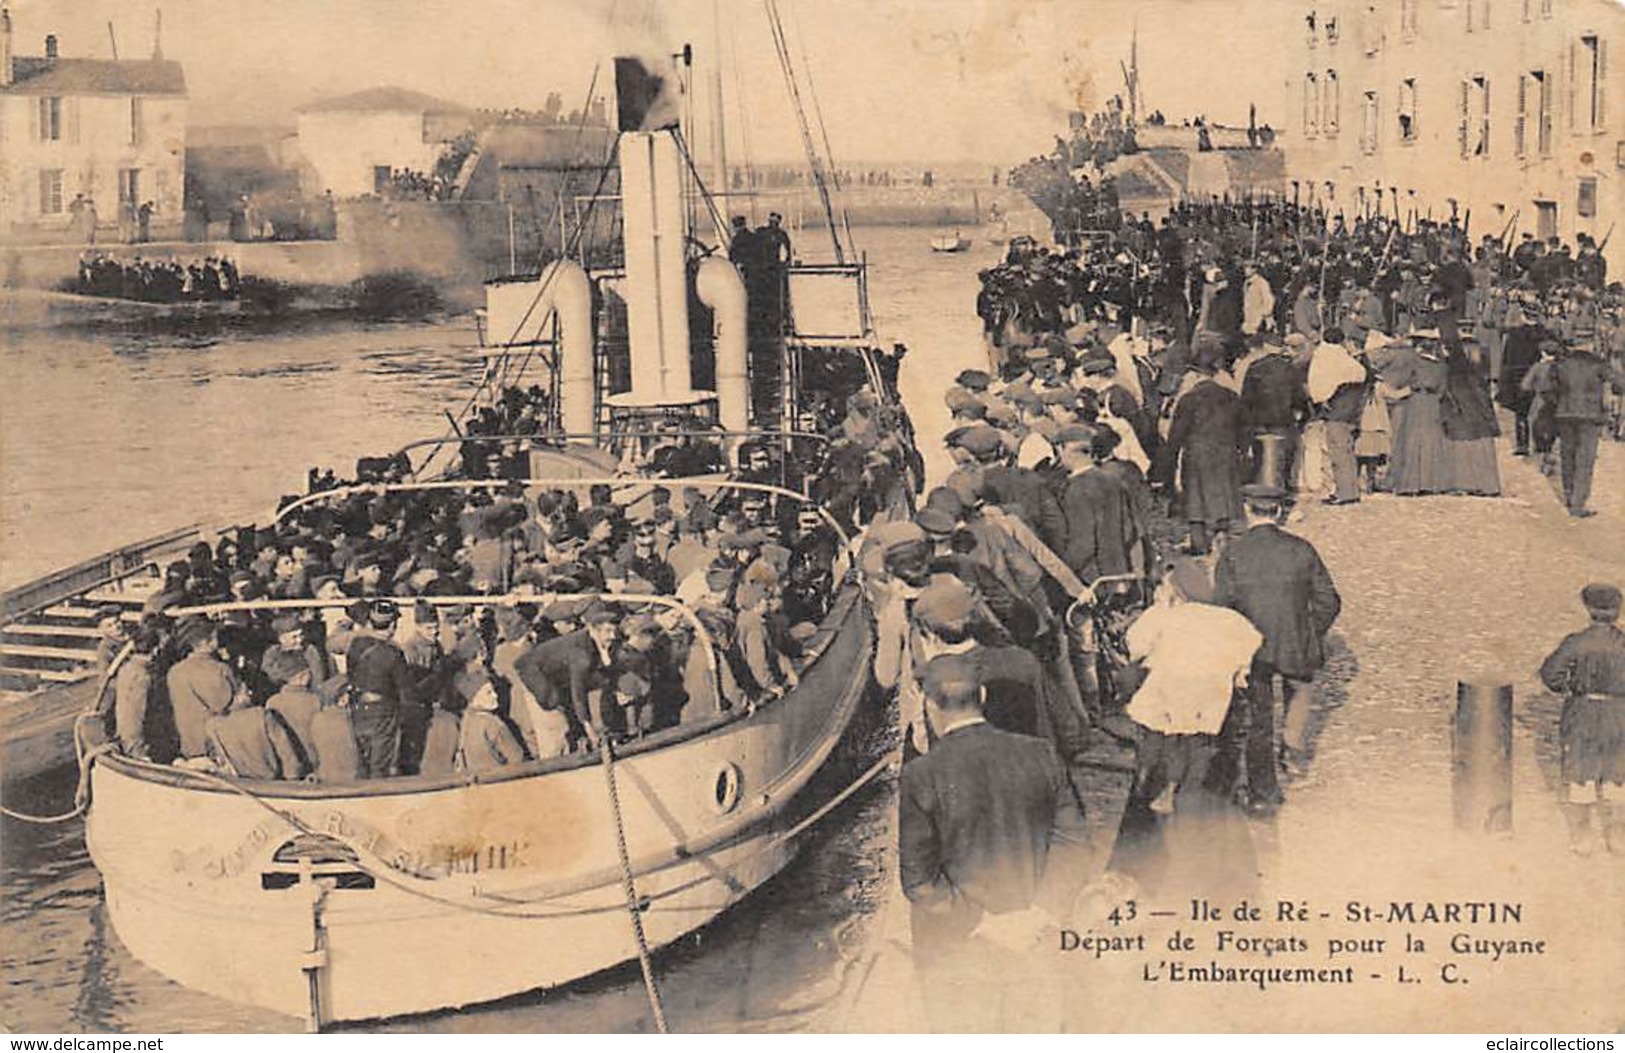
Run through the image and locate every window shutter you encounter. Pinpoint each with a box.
[1568,42,1578,130]
[1482,77,1492,155]
[1459,80,1471,157]
[67,98,80,145]
[1599,39,1609,130]
[1516,74,1528,154]
[30,97,41,141]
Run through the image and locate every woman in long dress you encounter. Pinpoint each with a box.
[1381,335,1453,495]
[1440,336,1502,496]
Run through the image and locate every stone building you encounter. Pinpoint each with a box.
[0,10,187,242]
[293,86,474,199]
[1284,0,1625,267]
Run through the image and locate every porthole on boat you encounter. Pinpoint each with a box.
[713,763,742,814]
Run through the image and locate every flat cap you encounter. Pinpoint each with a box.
[177,615,216,651]
[914,508,958,538]
[1581,583,1622,614]
[616,672,651,699]
[954,369,992,391]
[1241,482,1289,502]
[1054,422,1098,446]
[582,601,619,625]
[913,576,978,631]
[956,425,1007,458]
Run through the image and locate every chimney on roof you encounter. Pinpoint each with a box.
[44,33,57,61]
[1,9,13,89]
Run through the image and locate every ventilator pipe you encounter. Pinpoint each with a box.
[696,256,749,434]
[481,260,593,435]
[545,260,595,436]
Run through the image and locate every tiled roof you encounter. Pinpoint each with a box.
[298,86,471,116]
[3,57,187,95]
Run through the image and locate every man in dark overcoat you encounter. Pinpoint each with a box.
[1496,306,1547,456]
[1052,424,1140,583]
[899,654,1093,1030]
[1163,341,1248,554]
[514,603,621,747]
[1239,336,1311,489]
[1211,484,1341,816]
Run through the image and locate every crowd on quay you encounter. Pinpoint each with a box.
[71,251,241,303]
[896,199,1625,1026]
[91,380,916,785]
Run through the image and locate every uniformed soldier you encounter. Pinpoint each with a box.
[1539,583,1625,856]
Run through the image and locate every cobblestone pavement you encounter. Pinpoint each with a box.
[1250,424,1625,1031]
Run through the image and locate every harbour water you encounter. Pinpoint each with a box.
[0,226,999,1033]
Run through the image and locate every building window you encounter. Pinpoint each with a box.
[1468,0,1491,31]
[1399,0,1419,37]
[1362,90,1380,154]
[1578,176,1598,217]
[1307,10,1319,47]
[118,169,141,211]
[38,170,64,214]
[1518,71,1552,155]
[1541,0,1554,18]
[1326,16,1340,43]
[129,98,144,147]
[1304,72,1320,136]
[1364,3,1385,54]
[38,97,62,141]
[1522,0,1533,20]
[374,165,393,195]
[1579,35,1608,131]
[1398,77,1419,142]
[1324,70,1341,133]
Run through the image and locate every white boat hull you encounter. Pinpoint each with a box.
[86,588,876,1024]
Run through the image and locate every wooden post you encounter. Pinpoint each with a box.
[1452,679,1513,834]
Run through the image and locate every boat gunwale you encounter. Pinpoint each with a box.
[91,581,868,802]
[1,522,211,626]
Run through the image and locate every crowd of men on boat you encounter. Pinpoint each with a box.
[90,383,914,786]
[72,250,241,303]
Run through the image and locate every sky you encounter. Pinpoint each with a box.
[6,0,1289,165]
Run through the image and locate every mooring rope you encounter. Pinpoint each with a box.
[598,738,671,1034]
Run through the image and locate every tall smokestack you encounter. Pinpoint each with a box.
[44,33,57,61]
[614,56,694,406]
[1,9,13,89]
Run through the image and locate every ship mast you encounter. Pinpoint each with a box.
[710,0,729,214]
[1120,20,1140,125]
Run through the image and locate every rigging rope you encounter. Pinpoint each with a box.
[787,0,857,263]
[762,0,843,264]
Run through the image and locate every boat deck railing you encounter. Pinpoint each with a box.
[274,476,852,552]
[392,430,832,484]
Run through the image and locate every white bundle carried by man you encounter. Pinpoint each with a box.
[1124,599,1262,736]
[1307,338,1369,405]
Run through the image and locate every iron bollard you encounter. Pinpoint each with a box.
[1452,679,1513,834]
